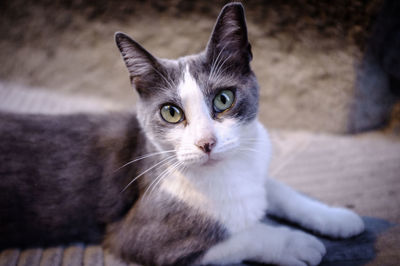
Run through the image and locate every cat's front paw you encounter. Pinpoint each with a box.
[307,207,365,238]
[279,230,326,266]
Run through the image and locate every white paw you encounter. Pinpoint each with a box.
[307,207,365,238]
[279,230,326,266]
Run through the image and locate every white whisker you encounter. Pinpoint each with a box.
[114,150,176,172]
[240,137,264,141]
[151,66,176,91]
[211,55,231,82]
[210,41,235,82]
[121,154,176,193]
[209,49,224,84]
[240,139,265,144]
[144,160,182,198]
[237,148,265,154]
[208,41,231,85]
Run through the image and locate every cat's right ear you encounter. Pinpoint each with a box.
[115,32,161,96]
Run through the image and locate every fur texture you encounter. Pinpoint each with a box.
[0,112,143,248]
[0,3,365,266]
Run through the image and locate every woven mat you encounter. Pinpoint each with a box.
[1,82,399,266]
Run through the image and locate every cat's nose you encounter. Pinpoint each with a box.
[196,137,217,154]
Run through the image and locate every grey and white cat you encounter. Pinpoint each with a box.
[0,3,364,266]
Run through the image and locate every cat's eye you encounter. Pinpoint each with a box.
[160,104,184,124]
[213,89,235,112]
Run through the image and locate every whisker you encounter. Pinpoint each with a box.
[144,160,182,198]
[208,43,226,85]
[114,150,176,172]
[210,53,230,83]
[208,41,232,86]
[151,66,176,91]
[240,137,264,141]
[240,140,266,144]
[214,142,237,154]
[121,154,176,193]
[237,148,265,154]
[211,58,230,82]
[210,41,236,82]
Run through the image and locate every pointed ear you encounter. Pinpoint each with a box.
[206,3,252,72]
[115,32,163,96]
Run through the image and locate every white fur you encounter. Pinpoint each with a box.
[200,178,364,265]
[178,66,215,157]
[201,222,326,266]
[161,66,271,233]
[161,120,270,233]
[159,66,364,265]
[265,178,365,238]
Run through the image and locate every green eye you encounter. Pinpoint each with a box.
[213,89,235,112]
[160,105,184,124]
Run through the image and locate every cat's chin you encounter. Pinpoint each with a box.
[179,153,225,169]
[202,157,222,167]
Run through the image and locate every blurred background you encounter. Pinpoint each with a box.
[1,0,398,135]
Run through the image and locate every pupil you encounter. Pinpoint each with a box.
[169,107,175,117]
[221,94,227,104]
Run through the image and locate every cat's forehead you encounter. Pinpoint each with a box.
[146,57,204,112]
[163,54,239,95]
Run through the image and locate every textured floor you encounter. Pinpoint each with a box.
[270,132,400,266]
[0,83,399,265]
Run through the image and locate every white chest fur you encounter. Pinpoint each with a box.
[160,122,271,233]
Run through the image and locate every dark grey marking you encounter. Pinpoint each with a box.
[104,191,227,266]
[115,32,183,99]
[0,112,144,248]
[205,2,253,75]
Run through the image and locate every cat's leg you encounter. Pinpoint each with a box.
[265,178,364,238]
[201,222,325,266]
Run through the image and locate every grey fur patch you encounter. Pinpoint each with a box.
[205,3,253,75]
[104,191,227,266]
[0,112,144,248]
[115,32,183,99]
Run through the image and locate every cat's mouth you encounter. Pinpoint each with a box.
[177,150,225,168]
[202,156,222,167]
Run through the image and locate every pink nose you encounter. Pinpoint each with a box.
[195,137,216,154]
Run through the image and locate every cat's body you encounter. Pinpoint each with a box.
[0,112,143,247]
[0,3,364,266]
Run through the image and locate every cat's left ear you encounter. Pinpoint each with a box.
[206,3,252,72]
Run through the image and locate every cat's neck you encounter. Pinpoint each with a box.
[159,120,271,233]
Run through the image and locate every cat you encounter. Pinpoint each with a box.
[0,3,364,266]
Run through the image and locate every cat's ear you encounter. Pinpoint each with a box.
[115,32,163,96]
[206,3,252,72]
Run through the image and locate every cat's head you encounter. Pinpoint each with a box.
[115,3,259,169]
